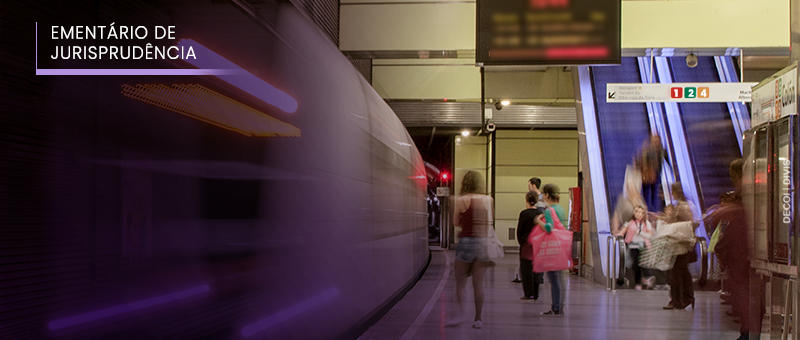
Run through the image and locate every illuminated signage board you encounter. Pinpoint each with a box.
[476,0,620,66]
[606,83,757,103]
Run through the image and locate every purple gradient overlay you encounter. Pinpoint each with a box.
[36,69,244,76]
[47,285,210,330]
[240,288,339,337]
[177,39,298,114]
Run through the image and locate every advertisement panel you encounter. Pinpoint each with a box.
[752,63,797,127]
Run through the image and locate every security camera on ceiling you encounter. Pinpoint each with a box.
[686,53,698,68]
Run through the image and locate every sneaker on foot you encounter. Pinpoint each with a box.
[541,309,564,317]
[472,320,482,329]
[643,276,656,289]
[445,316,465,327]
[520,296,537,301]
[511,278,522,283]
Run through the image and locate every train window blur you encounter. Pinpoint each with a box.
[204,179,260,219]
[773,120,791,264]
[754,128,769,261]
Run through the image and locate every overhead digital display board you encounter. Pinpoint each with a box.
[476,0,620,66]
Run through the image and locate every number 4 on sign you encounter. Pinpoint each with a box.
[698,87,709,98]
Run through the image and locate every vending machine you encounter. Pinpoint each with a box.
[745,62,798,339]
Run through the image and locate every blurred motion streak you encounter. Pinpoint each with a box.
[121,84,301,137]
[47,285,210,330]
[176,39,298,113]
[240,288,339,337]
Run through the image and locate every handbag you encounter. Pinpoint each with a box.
[487,225,504,259]
[639,236,677,271]
[655,220,696,255]
[484,196,504,259]
[530,227,573,272]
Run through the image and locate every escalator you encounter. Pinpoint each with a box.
[670,56,744,211]
[579,56,748,287]
[590,57,652,287]
[591,58,652,213]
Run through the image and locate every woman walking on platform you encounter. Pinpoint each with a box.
[447,171,492,329]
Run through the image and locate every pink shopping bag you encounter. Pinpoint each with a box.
[530,228,573,273]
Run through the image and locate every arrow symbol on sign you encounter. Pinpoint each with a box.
[608,92,615,99]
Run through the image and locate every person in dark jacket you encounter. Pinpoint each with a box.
[517,191,544,301]
[711,159,761,340]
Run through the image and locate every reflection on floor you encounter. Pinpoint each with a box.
[360,249,742,340]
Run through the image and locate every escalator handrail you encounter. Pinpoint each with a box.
[606,235,615,290]
[697,236,708,287]
[606,235,627,290]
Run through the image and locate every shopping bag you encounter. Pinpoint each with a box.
[707,222,722,254]
[487,225,504,259]
[483,196,504,259]
[655,220,696,255]
[542,207,565,233]
[531,228,573,272]
[638,236,676,271]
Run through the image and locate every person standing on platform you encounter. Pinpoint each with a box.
[447,171,492,329]
[712,159,761,340]
[517,191,544,301]
[662,182,697,310]
[541,184,567,225]
[514,177,547,283]
[541,183,569,315]
[529,177,548,210]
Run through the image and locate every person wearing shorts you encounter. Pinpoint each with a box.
[446,171,492,329]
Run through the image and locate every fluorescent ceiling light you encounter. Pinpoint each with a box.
[177,39,298,114]
[500,100,510,106]
[122,84,300,137]
[461,131,470,137]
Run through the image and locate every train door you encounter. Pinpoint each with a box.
[745,114,799,340]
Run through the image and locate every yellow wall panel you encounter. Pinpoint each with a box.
[495,166,578,179]
[495,219,520,247]
[454,148,486,170]
[497,130,578,139]
[622,0,788,49]
[373,65,480,100]
[340,4,475,51]
[496,139,578,166]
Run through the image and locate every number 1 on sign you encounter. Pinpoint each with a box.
[671,87,683,98]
